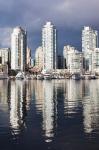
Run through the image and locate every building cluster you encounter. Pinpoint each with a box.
[0,23,99,76]
[63,46,83,73]
[63,26,99,74]
[35,24,99,75]
[0,27,32,76]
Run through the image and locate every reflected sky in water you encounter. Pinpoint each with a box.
[0,80,99,150]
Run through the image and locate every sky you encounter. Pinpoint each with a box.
[0,0,99,56]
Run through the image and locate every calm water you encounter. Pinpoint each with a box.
[0,79,99,150]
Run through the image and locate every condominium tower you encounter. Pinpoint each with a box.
[63,45,83,73]
[27,47,31,69]
[82,26,98,52]
[35,46,43,70]
[11,27,27,71]
[42,22,57,71]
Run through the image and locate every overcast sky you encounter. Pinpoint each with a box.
[0,0,99,56]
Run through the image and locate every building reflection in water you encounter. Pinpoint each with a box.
[83,80,99,134]
[9,80,32,136]
[34,80,55,143]
[0,80,9,127]
[63,80,83,117]
[6,79,99,140]
[34,80,44,113]
[0,80,8,109]
[33,79,99,141]
[42,81,55,142]
[25,80,33,111]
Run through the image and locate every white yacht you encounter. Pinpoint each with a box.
[25,74,32,80]
[37,74,44,80]
[41,69,52,80]
[43,74,52,80]
[16,72,25,80]
[71,73,81,80]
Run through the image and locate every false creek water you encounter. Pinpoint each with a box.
[0,79,99,150]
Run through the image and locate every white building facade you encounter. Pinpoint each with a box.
[0,48,10,65]
[11,27,27,71]
[82,26,98,72]
[63,45,83,74]
[92,48,99,74]
[26,47,31,69]
[82,26,98,52]
[0,48,11,75]
[42,22,57,71]
[35,46,43,70]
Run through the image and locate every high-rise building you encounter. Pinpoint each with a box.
[92,48,99,74]
[82,26,98,72]
[42,22,57,71]
[11,27,27,71]
[26,47,31,69]
[82,26,98,52]
[35,46,43,70]
[63,45,76,69]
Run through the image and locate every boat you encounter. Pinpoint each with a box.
[65,76,70,79]
[43,74,52,80]
[81,75,85,80]
[51,74,58,79]
[58,76,65,79]
[41,69,52,80]
[37,74,44,80]
[16,72,25,80]
[90,74,96,79]
[9,76,15,80]
[71,73,81,80]
[25,74,32,80]
[31,75,37,80]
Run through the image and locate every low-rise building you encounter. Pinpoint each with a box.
[0,64,8,74]
[0,48,10,65]
[0,48,11,74]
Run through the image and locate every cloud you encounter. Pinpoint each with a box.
[0,0,98,27]
[0,0,98,54]
[0,28,12,48]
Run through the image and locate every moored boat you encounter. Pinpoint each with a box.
[31,75,37,80]
[71,73,81,80]
[25,74,32,80]
[16,72,25,80]
[43,74,52,80]
[90,75,96,79]
[9,76,15,80]
[37,74,44,80]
